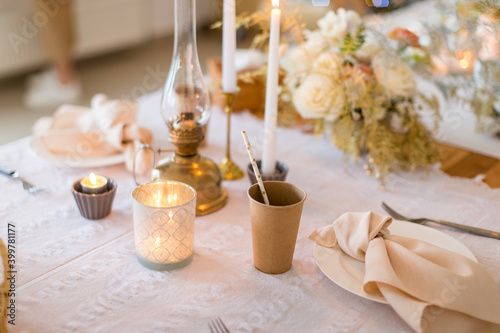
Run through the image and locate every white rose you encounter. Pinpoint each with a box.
[280,44,319,74]
[317,9,362,42]
[292,73,345,120]
[372,55,416,98]
[312,51,342,78]
[304,29,329,51]
[357,39,383,59]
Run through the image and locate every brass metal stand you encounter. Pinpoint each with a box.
[153,117,228,216]
[220,91,244,180]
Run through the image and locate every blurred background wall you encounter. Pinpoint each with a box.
[0,0,220,79]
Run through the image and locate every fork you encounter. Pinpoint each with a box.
[381,202,500,240]
[208,317,230,333]
[0,166,42,194]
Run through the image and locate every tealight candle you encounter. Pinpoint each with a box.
[80,173,108,194]
[72,177,117,220]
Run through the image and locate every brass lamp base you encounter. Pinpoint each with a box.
[152,153,228,216]
[219,157,244,180]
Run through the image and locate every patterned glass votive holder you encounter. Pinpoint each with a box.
[132,181,196,271]
[72,178,117,220]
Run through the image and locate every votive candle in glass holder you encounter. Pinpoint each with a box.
[132,181,196,271]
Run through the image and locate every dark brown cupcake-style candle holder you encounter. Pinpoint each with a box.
[72,176,117,220]
[247,160,289,185]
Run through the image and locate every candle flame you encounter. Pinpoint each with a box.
[155,237,161,245]
[89,172,97,185]
[168,195,172,204]
[272,0,279,8]
[459,58,469,69]
[456,50,473,70]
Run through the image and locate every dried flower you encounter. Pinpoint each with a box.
[388,28,421,48]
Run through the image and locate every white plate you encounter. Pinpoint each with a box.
[313,220,477,303]
[29,136,126,168]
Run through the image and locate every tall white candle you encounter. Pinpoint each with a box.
[262,0,281,176]
[222,0,236,92]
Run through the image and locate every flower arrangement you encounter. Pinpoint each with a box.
[279,9,440,182]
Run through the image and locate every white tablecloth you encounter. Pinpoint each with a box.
[1,91,500,333]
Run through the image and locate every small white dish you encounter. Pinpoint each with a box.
[29,136,126,168]
[313,220,477,303]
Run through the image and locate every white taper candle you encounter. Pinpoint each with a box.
[262,0,281,176]
[222,0,237,93]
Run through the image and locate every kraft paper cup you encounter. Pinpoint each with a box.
[247,181,307,274]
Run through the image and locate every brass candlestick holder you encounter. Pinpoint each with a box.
[219,91,244,180]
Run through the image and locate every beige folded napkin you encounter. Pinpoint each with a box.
[33,94,153,174]
[309,212,500,333]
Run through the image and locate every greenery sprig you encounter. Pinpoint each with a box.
[340,24,366,56]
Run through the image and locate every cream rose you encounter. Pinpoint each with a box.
[357,39,383,59]
[292,73,345,120]
[280,42,323,74]
[312,51,342,78]
[372,55,416,98]
[317,9,361,42]
[303,29,329,52]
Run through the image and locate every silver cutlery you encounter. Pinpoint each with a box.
[0,166,42,193]
[382,202,500,240]
[208,317,230,333]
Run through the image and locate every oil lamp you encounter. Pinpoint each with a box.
[153,0,228,216]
